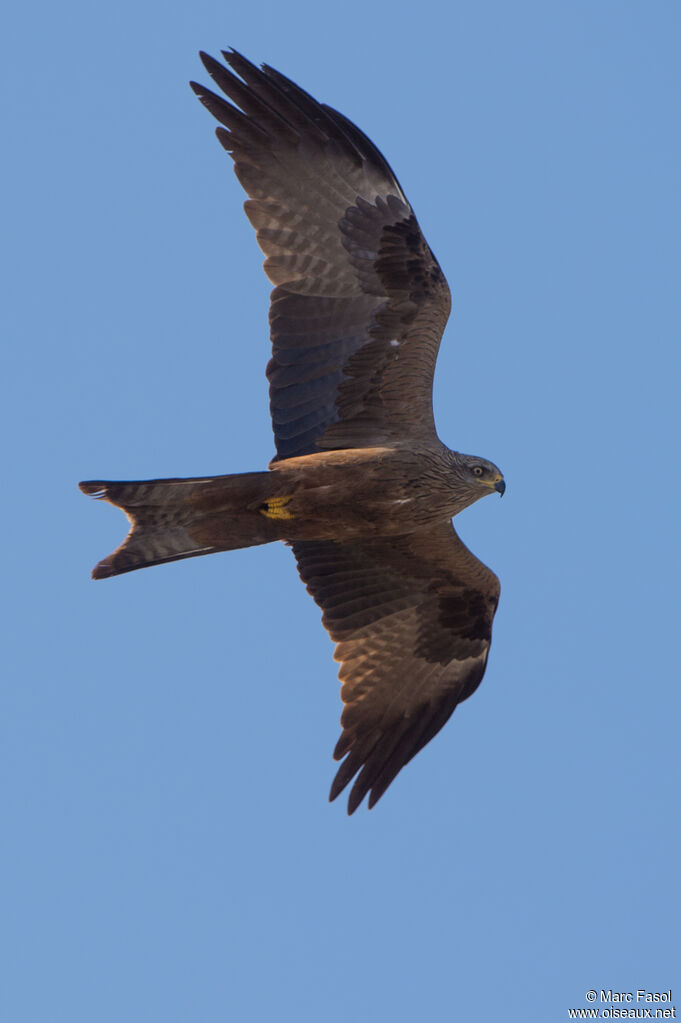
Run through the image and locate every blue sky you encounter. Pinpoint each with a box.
[3,2,680,1020]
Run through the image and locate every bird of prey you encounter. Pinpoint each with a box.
[80,49,506,814]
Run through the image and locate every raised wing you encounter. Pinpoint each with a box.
[191,51,451,461]
[291,522,500,813]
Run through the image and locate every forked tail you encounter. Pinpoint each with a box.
[79,472,282,579]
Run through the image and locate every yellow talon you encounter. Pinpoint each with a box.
[260,495,295,520]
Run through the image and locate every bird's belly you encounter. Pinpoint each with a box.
[281,486,447,540]
[265,446,455,540]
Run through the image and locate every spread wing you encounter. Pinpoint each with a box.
[191,51,451,461]
[291,522,500,813]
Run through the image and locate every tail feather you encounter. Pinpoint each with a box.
[79,472,280,579]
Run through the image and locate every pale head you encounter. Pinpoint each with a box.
[451,453,506,511]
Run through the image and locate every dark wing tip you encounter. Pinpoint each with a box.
[198,49,219,72]
[329,777,389,815]
[328,772,349,806]
[347,782,369,816]
[221,48,254,69]
[328,783,364,817]
[328,755,386,815]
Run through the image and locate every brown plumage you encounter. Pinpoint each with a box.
[80,50,506,813]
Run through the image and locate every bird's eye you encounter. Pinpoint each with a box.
[472,466,484,477]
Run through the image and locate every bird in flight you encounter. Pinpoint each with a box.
[80,49,506,813]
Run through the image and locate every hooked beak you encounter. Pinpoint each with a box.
[494,478,506,496]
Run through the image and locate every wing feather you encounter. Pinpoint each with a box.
[191,51,451,460]
[291,521,500,813]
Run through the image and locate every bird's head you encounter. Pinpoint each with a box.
[453,454,506,507]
